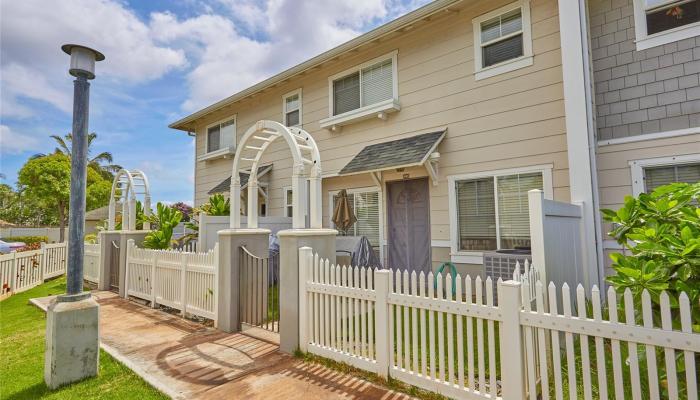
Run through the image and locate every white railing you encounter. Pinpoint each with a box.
[125,240,219,322]
[0,242,69,296]
[299,247,700,400]
[84,243,101,284]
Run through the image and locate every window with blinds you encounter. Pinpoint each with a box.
[644,0,699,35]
[332,58,394,116]
[332,190,381,247]
[479,8,524,67]
[284,91,301,127]
[455,171,543,251]
[206,118,235,153]
[497,172,542,249]
[644,163,700,192]
[284,188,293,217]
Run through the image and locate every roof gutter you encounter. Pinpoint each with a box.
[169,0,462,131]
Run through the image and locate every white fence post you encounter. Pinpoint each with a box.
[374,269,391,378]
[38,242,46,282]
[10,251,17,293]
[499,280,526,399]
[125,239,134,299]
[151,249,158,308]
[213,243,219,328]
[180,251,188,317]
[298,246,312,353]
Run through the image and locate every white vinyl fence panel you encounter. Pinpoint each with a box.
[125,240,219,322]
[84,243,101,284]
[299,246,700,400]
[0,242,68,296]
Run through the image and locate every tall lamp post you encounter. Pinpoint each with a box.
[44,44,105,389]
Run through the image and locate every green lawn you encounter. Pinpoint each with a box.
[0,277,167,400]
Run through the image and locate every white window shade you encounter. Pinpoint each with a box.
[333,72,361,115]
[644,0,679,10]
[220,119,235,148]
[496,172,542,248]
[361,59,393,106]
[644,163,700,192]
[456,178,496,250]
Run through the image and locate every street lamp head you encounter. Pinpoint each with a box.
[61,44,105,80]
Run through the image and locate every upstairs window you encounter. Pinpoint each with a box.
[633,0,700,50]
[283,89,302,127]
[473,1,533,80]
[330,53,397,117]
[206,117,236,154]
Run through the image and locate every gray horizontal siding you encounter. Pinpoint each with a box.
[589,0,700,141]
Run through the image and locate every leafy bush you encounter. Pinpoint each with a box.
[1,236,48,245]
[143,203,182,250]
[200,194,230,216]
[602,182,699,328]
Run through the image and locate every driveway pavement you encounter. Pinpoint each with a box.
[32,291,412,400]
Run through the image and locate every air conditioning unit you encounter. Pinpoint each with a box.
[483,248,532,282]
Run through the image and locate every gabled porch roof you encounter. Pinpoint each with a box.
[208,164,273,195]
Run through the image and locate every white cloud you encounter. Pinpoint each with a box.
[0,125,42,154]
[0,0,186,118]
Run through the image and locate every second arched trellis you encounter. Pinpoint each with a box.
[108,169,151,231]
[230,120,322,229]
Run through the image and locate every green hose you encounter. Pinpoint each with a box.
[434,262,457,296]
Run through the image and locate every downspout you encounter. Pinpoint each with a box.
[579,0,607,288]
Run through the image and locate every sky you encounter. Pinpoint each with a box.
[0,0,429,205]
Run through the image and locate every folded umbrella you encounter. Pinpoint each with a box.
[331,189,357,234]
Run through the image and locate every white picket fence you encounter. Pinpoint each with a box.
[0,242,68,295]
[298,247,700,400]
[84,243,101,284]
[125,240,219,322]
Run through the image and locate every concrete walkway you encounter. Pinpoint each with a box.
[32,291,412,400]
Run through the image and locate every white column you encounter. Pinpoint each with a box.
[143,195,151,230]
[231,179,241,229]
[128,198,136,231]
[309,166,322,229]
[558,0,603,289]
[498,280,526,399]
[247,179,259,229]
[528,190,547,286]
[291,165,306,229]
[108,201,115,230]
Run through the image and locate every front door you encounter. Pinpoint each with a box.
[387,178,431,274]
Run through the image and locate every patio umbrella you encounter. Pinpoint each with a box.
[332,189,357,234]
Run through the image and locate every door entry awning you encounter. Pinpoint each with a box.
[337,130,445,185]
[208,164,273,195]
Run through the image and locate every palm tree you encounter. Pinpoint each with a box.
[34,132,121,179]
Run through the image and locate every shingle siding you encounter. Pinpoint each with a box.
[589,0,700,141]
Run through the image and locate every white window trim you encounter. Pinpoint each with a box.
[632,0,700,51]
[320,50,400,129]
[472,0,533,81]
[282,88,302,127]
[328,186,385,262]
[283,186,294,218]
[199,115,237,162]
[629,153,700,196]
[447,164,553,264]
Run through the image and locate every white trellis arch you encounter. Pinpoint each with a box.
[108,169,152,231]
[230,120,322,229]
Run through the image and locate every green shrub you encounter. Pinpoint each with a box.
[143,203,182,250]
[200,194,230,216]
[602,181,699,329]
[1,236,48,245]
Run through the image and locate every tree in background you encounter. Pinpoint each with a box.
[0,184,58,226]
[18,153,111,242]
[33,132,121,180]
[170,202,193,222]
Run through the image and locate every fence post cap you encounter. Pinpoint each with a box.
[499,279,522,288]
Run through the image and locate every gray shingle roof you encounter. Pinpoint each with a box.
[338,130,445,175]
[208,164,273,195]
